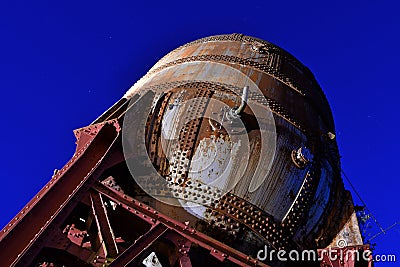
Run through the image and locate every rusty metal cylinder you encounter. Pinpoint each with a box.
[115,34,357,254]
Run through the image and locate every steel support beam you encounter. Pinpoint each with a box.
[179,255,193,267]
[0,120,122,266]
[90,192,119,258]
[109,223,168,266]
[93,182,267,267]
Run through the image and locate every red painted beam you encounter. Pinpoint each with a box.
[0,120,121,267]
[90,192,119,258]
[108,223,168,266]
[93,182,268,267]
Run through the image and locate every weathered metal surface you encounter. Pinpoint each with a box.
[119,34,359,252]
[328,212,364,248]
[0,34,364,267]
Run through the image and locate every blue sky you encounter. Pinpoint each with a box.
[0,0,399,264]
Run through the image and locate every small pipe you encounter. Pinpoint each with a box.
[235,86,249,115]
